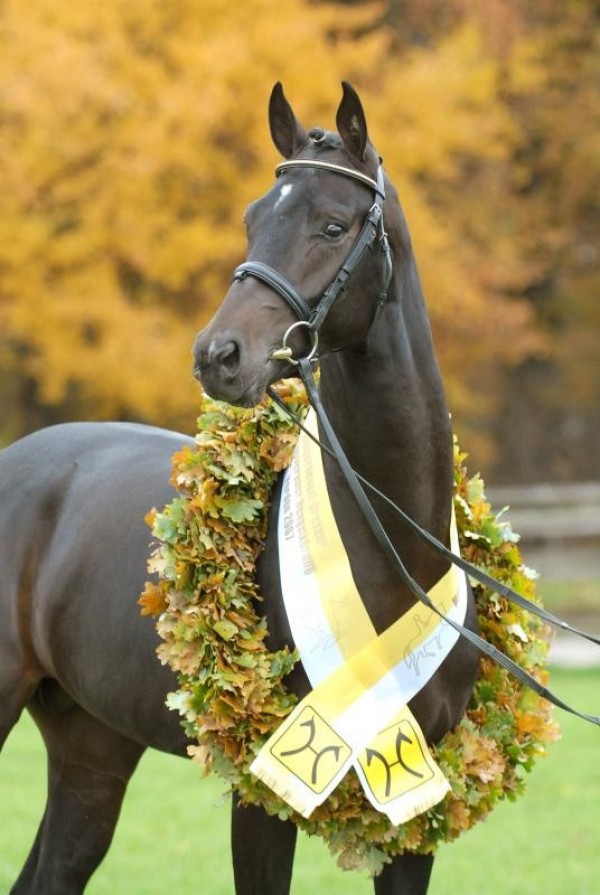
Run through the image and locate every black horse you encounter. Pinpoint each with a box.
[0,83,479,894]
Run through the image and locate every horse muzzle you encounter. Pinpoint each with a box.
[192,330,279,407]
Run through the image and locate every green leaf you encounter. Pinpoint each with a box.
[213,619,239,640]
[215,494,264,523]
[234,652,258,668]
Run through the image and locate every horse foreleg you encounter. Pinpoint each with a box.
[0,613,42,751]
[231,794,298,895]
[12,684,144,895]
[374,853,435,895]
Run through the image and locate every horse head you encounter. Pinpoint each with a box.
[193,82,394,406]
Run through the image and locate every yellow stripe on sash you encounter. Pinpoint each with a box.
[296,414,374,658]
[251,412,466,822]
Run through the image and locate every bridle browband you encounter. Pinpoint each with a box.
[232,159,393,363]
[276,159,386,197]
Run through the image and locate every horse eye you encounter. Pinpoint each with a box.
[324,222,346,239]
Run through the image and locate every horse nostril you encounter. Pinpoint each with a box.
[209,338,241,375]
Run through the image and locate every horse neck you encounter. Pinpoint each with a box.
[318,257,453,615]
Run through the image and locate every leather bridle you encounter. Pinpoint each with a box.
[232,154,600,727]
[269,365,600,729]
[231,159,393,363]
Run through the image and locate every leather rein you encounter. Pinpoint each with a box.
[235,157,600,727]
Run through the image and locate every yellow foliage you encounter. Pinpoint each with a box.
[0,0,595,464]
[0,0,386,432]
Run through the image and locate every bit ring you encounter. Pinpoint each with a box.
[270,321,318,366]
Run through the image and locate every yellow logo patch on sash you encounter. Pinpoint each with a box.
[270,706,352,794]
[358,719,435,804]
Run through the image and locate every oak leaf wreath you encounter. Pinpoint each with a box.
[140,379,558,876]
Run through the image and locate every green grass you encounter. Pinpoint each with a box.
[1,668,599,894]
[538,579,600,615]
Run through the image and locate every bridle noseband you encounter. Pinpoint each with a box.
[232,159,393,364]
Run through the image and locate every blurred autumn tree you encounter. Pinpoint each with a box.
[367,0,600,481]
[0,0,382,437]
[0,0,597,481]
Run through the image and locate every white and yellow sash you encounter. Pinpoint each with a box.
[250,412,468,823]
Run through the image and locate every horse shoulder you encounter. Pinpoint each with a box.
[0,422,193,749]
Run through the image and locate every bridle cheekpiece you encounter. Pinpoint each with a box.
[232,159,393,364]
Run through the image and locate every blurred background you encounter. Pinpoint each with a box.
[0,0,598,577]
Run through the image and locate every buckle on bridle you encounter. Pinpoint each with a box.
[270,320,319,365]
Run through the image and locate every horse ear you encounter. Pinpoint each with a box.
[336,81,368,161]
[268,82,308,159]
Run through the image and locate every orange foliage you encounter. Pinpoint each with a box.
[0,0,596,476]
